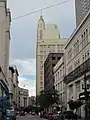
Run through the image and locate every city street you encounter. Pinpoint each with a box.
[17,114,46,120]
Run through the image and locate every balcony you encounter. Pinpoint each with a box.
[64,58,90,84]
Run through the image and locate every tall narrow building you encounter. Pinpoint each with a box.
[36,15,67,96]
[75,0,90,26]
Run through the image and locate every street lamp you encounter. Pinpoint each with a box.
[82,73,90,119]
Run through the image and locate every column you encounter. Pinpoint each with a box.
[73,83,76,100]
[67,86,69,110]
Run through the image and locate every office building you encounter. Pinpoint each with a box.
[36,15,67,95]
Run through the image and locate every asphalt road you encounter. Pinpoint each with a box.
[17,114,46,120]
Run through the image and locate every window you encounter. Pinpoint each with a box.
[58,72,59,80]
[58,83,59,90]
[40,71,43,75]
[76,81,80,93]
[81,35,84,48]
[82,29,88,49]
[40,81,43,85]
[84,32,85,45]
[40,30,42,39]
[61,82,63,90]
[74,59,80,68]
[56,74,57,82]
[74,40,79,56]
[69,84,73,95]
[40,76,43,79]
[40,66,43,70]
[87,50,89,58]
[52,64,55,67]
[60,82,62,91]
[40,87,43,90]
[83,55,84,62]
[63,67,64,76]
[58,57,61,60]
[85,53,87,60]
[40,61,43,64]
[60,69,62,78]
[68,48,72,61]
[89,27,90,34]
[86,29,88,44]
[53,78,54,83]
[52,57,55,60]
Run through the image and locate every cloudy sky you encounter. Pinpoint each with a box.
[8,0,76,96]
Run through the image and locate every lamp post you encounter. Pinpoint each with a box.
[83,73,90,119]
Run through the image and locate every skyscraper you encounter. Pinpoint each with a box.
[36,15,67,96]
[75,0,90,26]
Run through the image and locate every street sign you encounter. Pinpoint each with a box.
[79,91,90,100]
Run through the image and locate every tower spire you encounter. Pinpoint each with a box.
[39,10,44,22]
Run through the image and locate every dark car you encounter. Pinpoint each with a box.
[58,111,78,120]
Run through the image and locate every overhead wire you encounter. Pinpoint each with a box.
[12,0,72,20]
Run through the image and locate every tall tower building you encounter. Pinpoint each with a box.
[75,0,90,26]
[36,15,67,96]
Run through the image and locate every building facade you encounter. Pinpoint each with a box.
[36,15,67,95]
[18,87,29,108]
[64,11,90,117]
[75,0,90,26]
[28,96,36,106]
[54,56,67,108]
[0,0,11,98]
[8,66,19,107]
[44,53,63,90]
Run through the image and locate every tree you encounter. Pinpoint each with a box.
[39,89,59,109]
[68,100,83,111]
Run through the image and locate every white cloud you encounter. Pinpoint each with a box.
[18,76,36,96]
[10,58,36,75]
[9,58,36,96]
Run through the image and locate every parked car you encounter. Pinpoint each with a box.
[5,105,16,120]
[31,111,35,115]
[58,111,78,120]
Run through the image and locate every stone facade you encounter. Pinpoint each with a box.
[64,11,90,117]
[18,87,29,108]
[36,15,67,95]
[54,56,67,108]
[44,53,63,91]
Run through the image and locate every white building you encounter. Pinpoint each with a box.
[0,0,11,97]
[64,11,90,117]
[54,56,67,108]
[36,15,67,96]
[18,87,29,108]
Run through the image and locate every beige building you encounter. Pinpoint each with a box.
[18,87,29,108]
[54,56,67,108]
[0,0,11,97]
[36,15,67,95]
[75,0,90,26]
[64,11,90,117]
